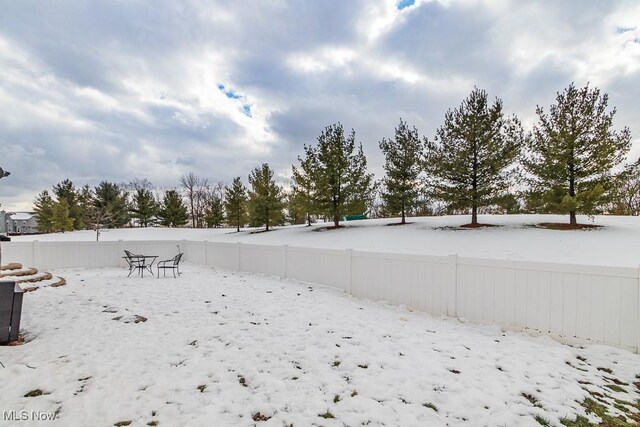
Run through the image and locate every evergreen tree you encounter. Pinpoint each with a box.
[53,179,84,230]
[310,123,374,228]
[77,185,95,229]
[158,190,189,227]
[291,145,319,226]
[379,119,424,224]
[94,181,130,228]
[224,177,248,232]
[51,199,74,232]
[131,188,158,227]
[524,83,632,225]
[204,194,225,228]
[33,190,55,233]
[286,189,308,225]
[247,163,284,231]
[426,87,522,226]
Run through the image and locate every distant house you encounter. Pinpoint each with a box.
[0,211,38,235]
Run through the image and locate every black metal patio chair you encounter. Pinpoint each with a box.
[157,253,183,278]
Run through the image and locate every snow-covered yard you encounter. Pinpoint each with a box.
[0,264,638,426]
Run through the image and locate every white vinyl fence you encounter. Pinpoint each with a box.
[3,240,639,352]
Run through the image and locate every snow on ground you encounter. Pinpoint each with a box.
[10,214,640,267]
[0,264,638,426]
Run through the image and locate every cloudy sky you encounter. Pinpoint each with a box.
[1,0,639,210]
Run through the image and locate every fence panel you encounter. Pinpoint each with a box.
[286,247,348,290]
[239,244,285,277]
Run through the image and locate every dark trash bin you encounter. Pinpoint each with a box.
[0,281,24,344]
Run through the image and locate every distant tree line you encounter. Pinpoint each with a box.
[32,83,635,233]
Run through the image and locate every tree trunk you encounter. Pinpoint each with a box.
[265,207,270,231]
[333,214,340,228]
[471,204,478,226]
[569,211,577,225]
[307,213,311,227]
[401,201,406,224]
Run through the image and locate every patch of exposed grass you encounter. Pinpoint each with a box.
[238,376,248,387]
[114,422,132,427]
[422,402,437,412]
[147,421,159,427]
[605,384,626,393]
[332,360,341,367]
[534,415,551,426]
[597,367,613,374]
[357,364,368,369]
[522,393,542,408]
[561,397,640,426]
[560,415,592,426]
[318,411,335,419]
[24,389,44,398]
[333,394,341,403]
[197,384,207,393]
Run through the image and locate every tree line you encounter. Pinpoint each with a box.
[33,83,636,233]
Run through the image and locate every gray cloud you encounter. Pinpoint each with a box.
[0,0,638,210]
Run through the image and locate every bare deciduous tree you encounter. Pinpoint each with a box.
[180,172,209,227]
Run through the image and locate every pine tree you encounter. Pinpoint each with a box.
[524,83,632,225]
[131,188,158,227]
[158,190,189,227]
[379,119,424,224]
[33,190,55,233]
[286,189,308,225]
[77,185,95,229]
[247,163,284,231]
[51,199,74,233]
[204,194,225,228]
[311,123,374,228]
[94,181,130,228]
[224,177,248,232]
[291,145,319,226]
[426,87,522,226]
[53,179,84,230]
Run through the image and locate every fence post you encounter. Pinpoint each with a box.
[283,245,288,278]
[346,248,353,294]
[236,242,242,271]
[117,240,124,267]
[448,253,458,317]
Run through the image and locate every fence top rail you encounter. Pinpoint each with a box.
[458,256,638,278]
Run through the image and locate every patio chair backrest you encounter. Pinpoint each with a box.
[172,253,183,266]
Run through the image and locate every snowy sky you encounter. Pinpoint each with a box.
[1,0,639,211]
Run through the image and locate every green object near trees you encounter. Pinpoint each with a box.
[309,123,374,228]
